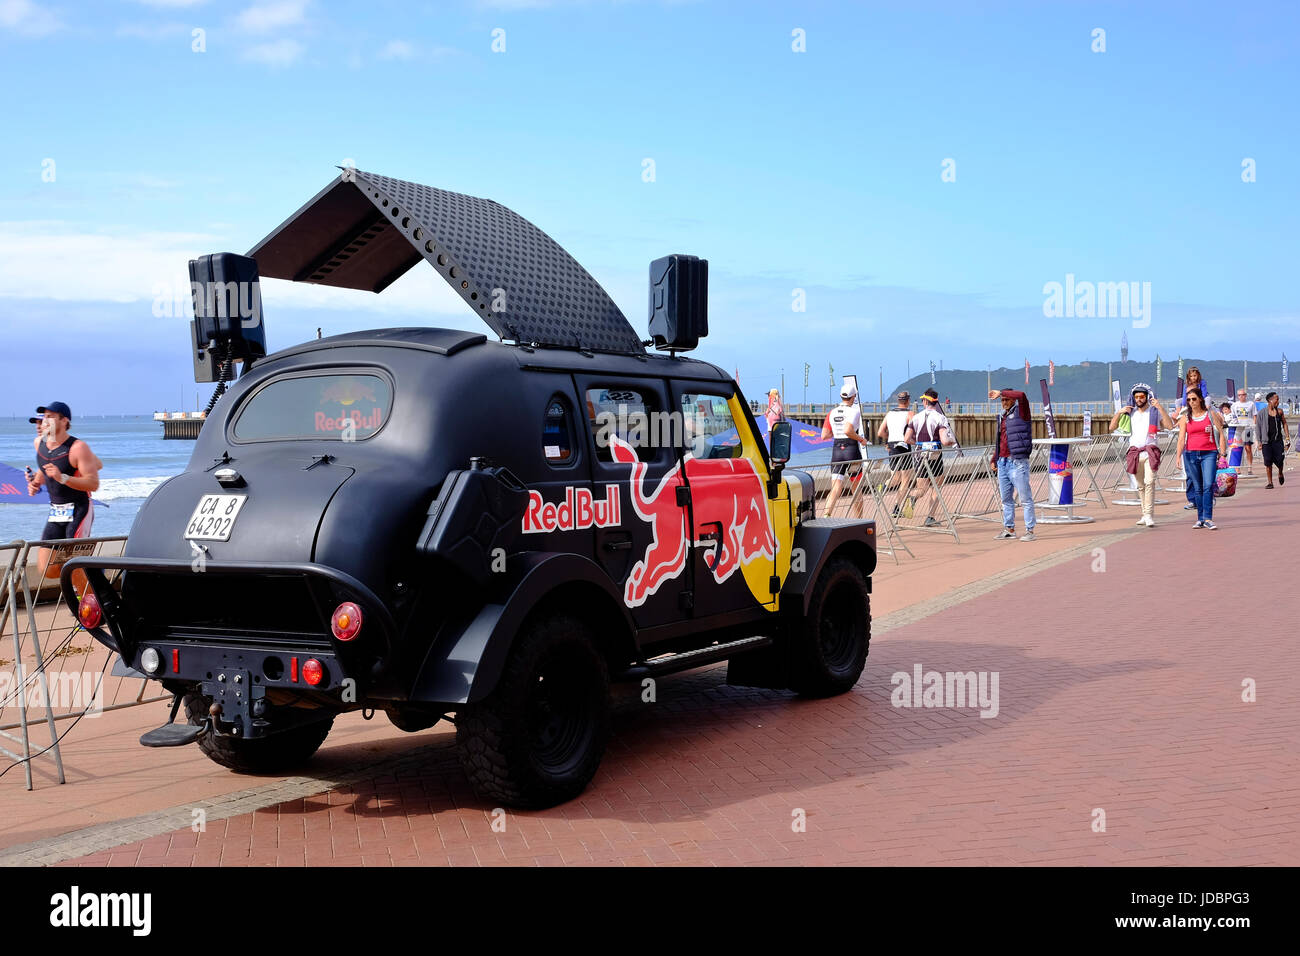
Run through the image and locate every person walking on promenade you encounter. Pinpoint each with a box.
[1258,392,1290,488]
[765,387,784,431]
[1230,388,1259,475]
[822,382,868,517]
[1175,365,1208,509]
[989,387,1036,541]
[1173,387,1225,530]
[1110,383,1172,527]
[877,390,915,517]
[907,388,957,528]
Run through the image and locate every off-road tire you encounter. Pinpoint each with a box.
[456,615,610,809]
[787,556,871,697]
[184,690,334,774]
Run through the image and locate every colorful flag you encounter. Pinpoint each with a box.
[1284,355,1290,385]
[1040,378,1072,505]
[1177,356,1184,380]
[1024,359,1030,384]
[1227,377,1235,398]
[1049,360,1055,386]
[1156,354,1162,383]
[929,360,936,385]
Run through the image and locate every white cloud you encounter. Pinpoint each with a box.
[129,0,209,7]
[242,37,304,67]
[115,21,189,40]
[378,39,413,60]
[0,222,472,321]
[234,0,307,33]
[0,0,62,36]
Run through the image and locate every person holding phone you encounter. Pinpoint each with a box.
[1110,383,1173,527]
[1173,387,1225,530]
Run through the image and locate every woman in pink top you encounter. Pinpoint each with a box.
[1174,387,1225,529]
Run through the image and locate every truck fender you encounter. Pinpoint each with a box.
[782,520,877,615]
[409,551,634,706]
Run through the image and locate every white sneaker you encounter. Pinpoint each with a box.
[1135,516,1148,526]
[1142,514,1155,527]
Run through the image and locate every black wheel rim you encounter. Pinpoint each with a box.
[528,647,598,775]
[819,582,863,672]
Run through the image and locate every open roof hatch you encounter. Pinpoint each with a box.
[247,169,644,354]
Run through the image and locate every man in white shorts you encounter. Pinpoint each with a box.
[1230,388,1258,475]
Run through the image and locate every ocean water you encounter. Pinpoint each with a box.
[0,414,852,545]
[0,416,192,543]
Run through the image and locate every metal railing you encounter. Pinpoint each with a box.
[0,535,167,791]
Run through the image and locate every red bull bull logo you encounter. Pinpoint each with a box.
[320,379,378,405]
[608,435,775,609]
[522,486,621,534]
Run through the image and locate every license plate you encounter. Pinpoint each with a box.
[184,494,248,541]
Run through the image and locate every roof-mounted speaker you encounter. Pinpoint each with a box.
[648,254,708,353]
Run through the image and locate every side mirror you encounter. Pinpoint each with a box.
[769,421,792,465]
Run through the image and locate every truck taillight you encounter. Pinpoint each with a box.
[331,602,362,642]
[302,658,324,686]
[78,592,103,629]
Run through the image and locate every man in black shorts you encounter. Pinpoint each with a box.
[877,390,914,517]
[821,383,868,517]
[1257,392,1290,488]
[26,401,102,579]
[906,389,956,527]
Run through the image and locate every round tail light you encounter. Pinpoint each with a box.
[331,602,362,642]
[78,592,103,629]
[302,658,325,687]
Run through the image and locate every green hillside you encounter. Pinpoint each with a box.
[893,360,1290,404]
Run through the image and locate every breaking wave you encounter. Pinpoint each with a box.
[93,476,174,500]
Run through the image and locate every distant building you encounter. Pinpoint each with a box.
[1121,331,1129,363]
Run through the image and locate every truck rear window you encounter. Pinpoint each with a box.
[233,373,393,441]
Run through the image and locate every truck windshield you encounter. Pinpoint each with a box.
[232,372,393,441]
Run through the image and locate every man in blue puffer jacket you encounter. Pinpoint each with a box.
[988,388,1036,541]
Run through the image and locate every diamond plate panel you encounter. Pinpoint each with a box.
[352,171,642,353]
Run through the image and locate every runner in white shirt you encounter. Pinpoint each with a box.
[904,389,957,527]
[821,382,868,517]
[876,390,915,517]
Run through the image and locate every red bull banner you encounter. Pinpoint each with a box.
[1040,378,1073,505]
[522,486,621,534]
[1226,425,1244,470]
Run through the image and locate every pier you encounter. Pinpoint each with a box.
[153,412,206,440]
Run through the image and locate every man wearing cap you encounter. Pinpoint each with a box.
[26,402,102,573]
[821,382,868,517]
[988,387,1036,540]
[1110,384,1173,527]
[905,388,957,528]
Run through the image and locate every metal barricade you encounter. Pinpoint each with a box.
[0,535,167,791]
[798,458,914,562]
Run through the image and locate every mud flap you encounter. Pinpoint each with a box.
[726,643,790,690]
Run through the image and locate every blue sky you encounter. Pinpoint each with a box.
[1,0,1297,413]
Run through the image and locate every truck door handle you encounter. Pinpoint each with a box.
[698,521,723,542]
[604,538,632,552]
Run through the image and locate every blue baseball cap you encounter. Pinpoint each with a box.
[36,401,72,420]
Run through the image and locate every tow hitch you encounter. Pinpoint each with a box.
[139,665,269,747]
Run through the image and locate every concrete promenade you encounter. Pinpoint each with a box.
[1,472,1296,866]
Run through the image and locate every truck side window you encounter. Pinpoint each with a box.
[586,386,662,462]
[542,396,575,464]
[679,392,744,459]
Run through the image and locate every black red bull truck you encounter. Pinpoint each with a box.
[63,170,877,808]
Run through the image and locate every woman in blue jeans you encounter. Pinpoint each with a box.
[1174,388,1225,529]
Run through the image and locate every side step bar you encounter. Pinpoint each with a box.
[620,635,773,680]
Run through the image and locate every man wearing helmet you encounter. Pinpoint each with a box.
[1109,383,1172,527]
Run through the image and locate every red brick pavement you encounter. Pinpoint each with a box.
[58,483,1300,866]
